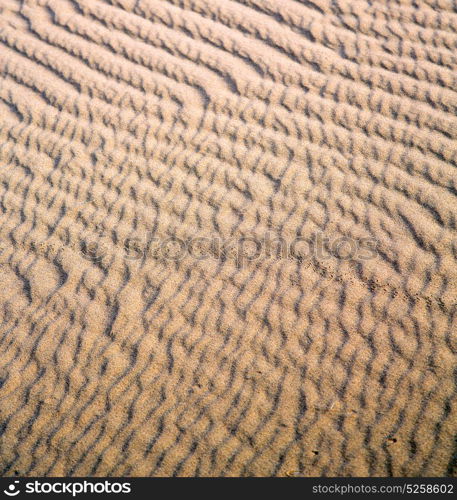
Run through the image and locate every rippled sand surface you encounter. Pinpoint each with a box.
[0,0,456,477]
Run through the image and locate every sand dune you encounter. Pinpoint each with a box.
[0,0,456,477]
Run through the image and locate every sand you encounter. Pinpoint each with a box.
[0,0,456,477]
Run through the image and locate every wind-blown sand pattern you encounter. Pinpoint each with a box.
[0,0,456,477]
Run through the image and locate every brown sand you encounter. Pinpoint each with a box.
[0,0,456,477]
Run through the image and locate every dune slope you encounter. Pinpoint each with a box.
[0,0,456,476]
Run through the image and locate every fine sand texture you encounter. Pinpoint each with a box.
[0,0,457,477]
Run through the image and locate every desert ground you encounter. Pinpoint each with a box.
[0,0,456,477]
